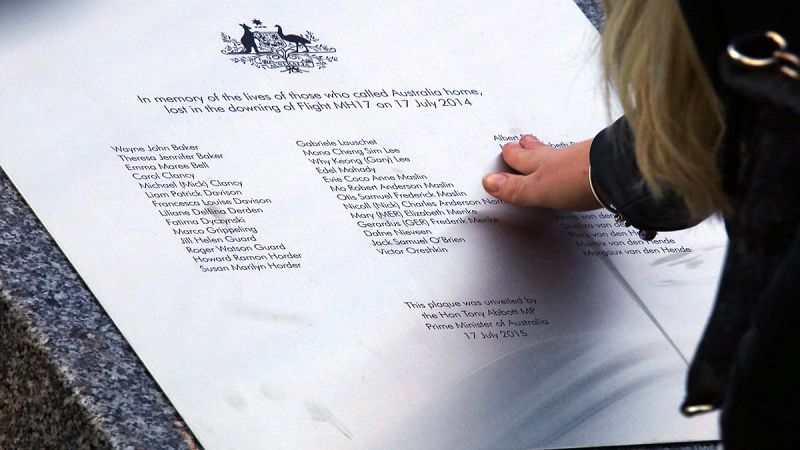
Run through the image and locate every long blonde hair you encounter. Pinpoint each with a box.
[602,0,728,216]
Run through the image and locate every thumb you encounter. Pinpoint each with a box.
[482,172,544,207]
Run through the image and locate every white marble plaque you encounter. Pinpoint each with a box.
[0,1,723,448]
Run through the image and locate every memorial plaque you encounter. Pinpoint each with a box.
[0,1,724,448]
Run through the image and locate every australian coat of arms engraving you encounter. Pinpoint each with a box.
[221,19,337,73]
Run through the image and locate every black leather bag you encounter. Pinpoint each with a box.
[588,28,800,449]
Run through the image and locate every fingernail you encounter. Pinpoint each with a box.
[521,134,541,145]
[483,173,508,193]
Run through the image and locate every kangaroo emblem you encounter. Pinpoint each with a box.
[221,18,337,73]
[240,23,258,53]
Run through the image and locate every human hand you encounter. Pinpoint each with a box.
[482,135,601,211]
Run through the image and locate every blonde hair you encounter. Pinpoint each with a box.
[602,0,728,216]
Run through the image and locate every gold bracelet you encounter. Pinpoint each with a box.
[588,165,618,214]
[588,166,657,240]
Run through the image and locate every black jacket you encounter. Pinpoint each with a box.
[588,2,800,448]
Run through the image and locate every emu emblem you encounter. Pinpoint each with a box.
[221,19,337,73]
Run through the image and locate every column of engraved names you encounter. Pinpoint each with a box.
[297,138,501,256]
[110,143,301,272]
